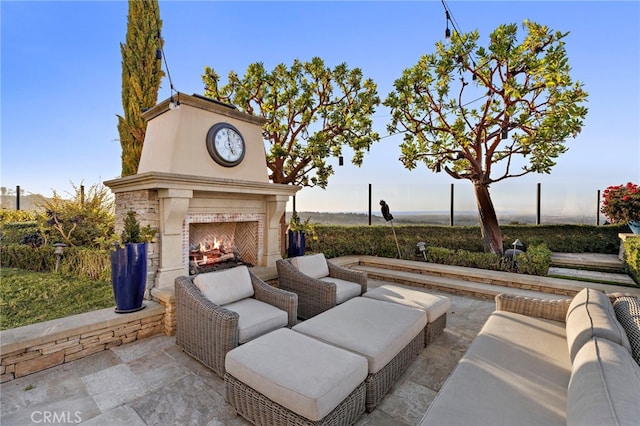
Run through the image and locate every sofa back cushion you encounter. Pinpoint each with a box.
[567,337,640,426]
[613,296,640,365]
[565,288,631,362]
[193,265,254,306]
[290,253,329,279]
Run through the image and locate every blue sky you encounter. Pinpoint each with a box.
[2,1,639,216]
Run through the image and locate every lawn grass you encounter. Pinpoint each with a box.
[0,268,114,330]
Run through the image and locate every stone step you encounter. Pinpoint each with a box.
[355,265,562,301]
[332,255,640,300]
[550,252,625,272]
[548,266,636,286]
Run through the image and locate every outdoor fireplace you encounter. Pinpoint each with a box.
[105,93,299,290]
[186,215,261,274]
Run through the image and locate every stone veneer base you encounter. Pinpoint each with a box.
[0,302,166,383]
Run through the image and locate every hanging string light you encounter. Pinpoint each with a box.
[151,0,180,110]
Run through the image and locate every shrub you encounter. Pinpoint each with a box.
[515,243,552,276]
[0,221,40,244]
[0,209,38,225]
[35,182,115,248]
[623,238,640,285]
[601,182,640,224]
[0,244,110,281]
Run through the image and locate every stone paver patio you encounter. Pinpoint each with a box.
[0,282,495,425]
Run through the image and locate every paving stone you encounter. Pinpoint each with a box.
[0,395,100,425]
[377,379,435,425]
[111,335,176,363]
[82,364,149,412]
[128,348,191,391]
[0,362,86,416]
[129,374,247,425]
[80,405,146,426]
[70,350,120,378]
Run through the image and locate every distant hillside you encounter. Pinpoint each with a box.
[286,211,598,226]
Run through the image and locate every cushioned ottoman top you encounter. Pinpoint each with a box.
[225,328,368,422]
[363,284,451,322]
[292,297,427,374]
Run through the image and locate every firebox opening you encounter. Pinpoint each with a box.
[188,221,259,275]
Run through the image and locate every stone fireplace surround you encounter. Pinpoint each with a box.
[105,172,298,291]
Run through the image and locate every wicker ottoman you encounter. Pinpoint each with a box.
[292,297,427,411]
[363,284,451,345]
[225,328,368,425]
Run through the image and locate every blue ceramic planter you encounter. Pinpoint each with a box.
[111,243,147,313]
[628,221,640,235]
[287,230,306,258]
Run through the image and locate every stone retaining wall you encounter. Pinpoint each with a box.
[0,303,165,383]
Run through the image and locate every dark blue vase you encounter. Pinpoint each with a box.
[628,221,640,235]
[111,243,147,313]
[287,230,306,258]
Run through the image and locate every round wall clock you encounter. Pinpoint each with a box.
[206,123,246,167]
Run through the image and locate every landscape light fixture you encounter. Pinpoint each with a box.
[53,243,66,273]
[339,156,344,166]
[501,128,509,139]
[416,241,427,261]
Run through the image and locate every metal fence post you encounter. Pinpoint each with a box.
[368,184,372,226]
[450,183,454,226]
[536,183,541,225]
[596,189,601,226]
[16,185,20,211]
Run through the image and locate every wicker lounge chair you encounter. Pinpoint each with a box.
[276,253,367,319]
[175,266,298,377]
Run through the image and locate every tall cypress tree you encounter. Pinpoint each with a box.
[117,0,164,177]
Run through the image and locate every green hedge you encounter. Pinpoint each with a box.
[308,224,626,258]
[0,244,110,281]
[623,237,640,284]
[1,221,40,244]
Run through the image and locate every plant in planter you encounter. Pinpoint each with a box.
[287,212,316,258]
[601,182,640,234]
[108,210,157,313]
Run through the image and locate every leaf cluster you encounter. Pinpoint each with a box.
[384,20,589,185]
[203,57,381,188]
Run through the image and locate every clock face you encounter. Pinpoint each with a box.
[206,123,246,167]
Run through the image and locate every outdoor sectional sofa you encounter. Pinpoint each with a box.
[419,288,640,426]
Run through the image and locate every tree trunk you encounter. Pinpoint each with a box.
[473,182,504,254]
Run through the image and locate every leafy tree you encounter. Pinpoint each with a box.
[202,57,381,188]
[117,0,164,177]
[385,21,588,254]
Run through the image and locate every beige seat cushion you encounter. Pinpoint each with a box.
[223,298,288,344]
[565,288,631,362]
[293,297,426,373]
[567,337,640,426]
[320,277,362,303]
[363,284,451,322]
[290,253,329,278]
[419,311,571,426]
[225,328,368,422]
[193,266,254,306]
